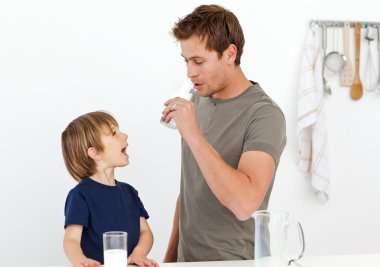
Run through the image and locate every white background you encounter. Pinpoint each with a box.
[1,1,380,266]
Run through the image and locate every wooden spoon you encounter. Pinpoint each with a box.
[351,22,363,100]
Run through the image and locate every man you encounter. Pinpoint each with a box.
[162,4,286,262]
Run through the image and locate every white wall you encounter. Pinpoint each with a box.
[1,1,379,266]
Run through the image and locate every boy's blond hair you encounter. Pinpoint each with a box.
[61,111,118,182]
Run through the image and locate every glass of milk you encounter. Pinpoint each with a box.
[103,231,127,267]
[160,78,195,129]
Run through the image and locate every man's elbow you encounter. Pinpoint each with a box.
[224,199,260,221]
[234,205,257,221]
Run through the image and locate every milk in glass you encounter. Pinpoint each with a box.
[104,249,127,267]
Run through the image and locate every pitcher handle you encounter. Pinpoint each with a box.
[287,220,305,265]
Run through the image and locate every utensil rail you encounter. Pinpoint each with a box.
[310,20,380,28]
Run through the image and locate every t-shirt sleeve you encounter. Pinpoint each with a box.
[64,189,90,228]
[130,187,149,219]
[137,196,149,219]
[243,104,287,165]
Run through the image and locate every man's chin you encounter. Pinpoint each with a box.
[196,90,210,97]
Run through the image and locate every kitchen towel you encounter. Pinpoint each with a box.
[297,25,330,202]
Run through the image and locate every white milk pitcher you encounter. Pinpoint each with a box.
[252,210,305,266]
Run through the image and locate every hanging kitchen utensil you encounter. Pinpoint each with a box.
[351,22,363,100]
[340,21,355,86]
[363,26,377,92]
[325,26,347,73]
[322,25,332,94]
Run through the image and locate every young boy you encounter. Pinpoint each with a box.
[62,111,158,267]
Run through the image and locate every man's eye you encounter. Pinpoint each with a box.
[194,60,204,65]
[112,131,117,136]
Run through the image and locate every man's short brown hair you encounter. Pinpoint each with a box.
[172,4,245,65]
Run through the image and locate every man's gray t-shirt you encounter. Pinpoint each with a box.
[178,82,286,261]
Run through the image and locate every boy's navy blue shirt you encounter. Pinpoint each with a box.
[64,177,149,264]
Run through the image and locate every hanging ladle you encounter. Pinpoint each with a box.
[325,26,347,73]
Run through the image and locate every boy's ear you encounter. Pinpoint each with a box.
[87,147,101,161]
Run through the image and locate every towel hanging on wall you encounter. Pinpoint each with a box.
[296,25,330,202]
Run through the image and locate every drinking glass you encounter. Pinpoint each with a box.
[160,78,195,129]
[103,231,127,267]
[252,210,305,267]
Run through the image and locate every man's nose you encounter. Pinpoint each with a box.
[187,65,197,78]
